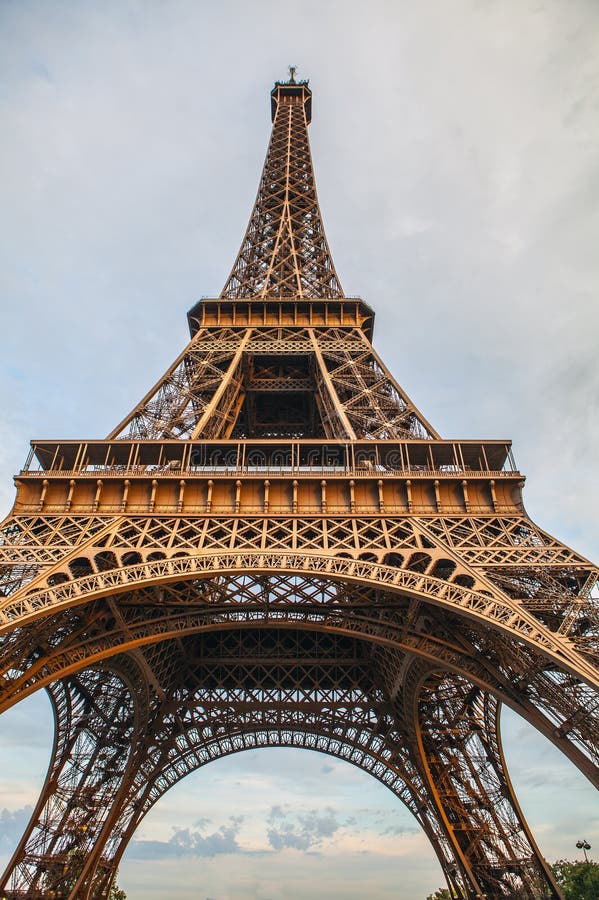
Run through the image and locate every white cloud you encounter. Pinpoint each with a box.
[129,817,243,860]
[0,806,33,854]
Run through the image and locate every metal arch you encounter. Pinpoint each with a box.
[0,629,564,900]
[105,725,466,895]
[1,572,598,788]
[0,596,529,713]
[2,550,595,686]
[0,629,547,900]
[1,692,456,898]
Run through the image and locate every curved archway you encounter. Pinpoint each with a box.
[0,619,565,899]
[0,556,594,900]
[117,745,446,900]
[2,551,583,669]
[1,562,597,792]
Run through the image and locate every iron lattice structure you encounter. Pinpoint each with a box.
[0,76,597,900]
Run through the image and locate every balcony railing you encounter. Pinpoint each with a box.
[20,439,518,480]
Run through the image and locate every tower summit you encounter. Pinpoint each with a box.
[0,76,597,900]
[221,72,342,299]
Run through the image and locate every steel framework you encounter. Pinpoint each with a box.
[0,74,597,899]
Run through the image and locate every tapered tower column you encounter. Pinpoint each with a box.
[415,676,559,898]
[0,664,144,899]
[222,77,343,299]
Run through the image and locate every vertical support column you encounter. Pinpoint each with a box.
[149,480,158,513]
[93,480,103,513]
[120,479,130,512]
[462,480,470,513]
[320,479,327,513]
[414,674,563,899]
[65,479,76,512]
[377,478,385,513]
[38,479,49,512]
[405,479,413,513]
[177,479,186,513]
[0,665,142,900]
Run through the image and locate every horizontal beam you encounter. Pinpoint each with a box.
[187,297,375,339]
[14,471,523,517]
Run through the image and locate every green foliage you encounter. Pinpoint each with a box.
[427,859,599,900]
[109,883,127,900]
[41,849,126,899]
[550,858,599,900]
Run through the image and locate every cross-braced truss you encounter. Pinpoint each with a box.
[108,325,437,441]
[221,79,343,299]
[0,75,597,899]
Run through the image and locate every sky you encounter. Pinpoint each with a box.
[0,1,598,897]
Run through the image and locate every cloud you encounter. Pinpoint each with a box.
[380,824,420,838]
[0,806,33,852]
[267,805,285,820]
[128,816,243,860]
[266,806,341,852]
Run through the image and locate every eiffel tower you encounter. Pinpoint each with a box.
[0,73,597,900]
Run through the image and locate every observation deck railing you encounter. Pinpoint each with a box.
[20,439,519,480]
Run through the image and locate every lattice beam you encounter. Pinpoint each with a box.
[0,664,143,900]
[415,674,560,897]
[221,79,343,299]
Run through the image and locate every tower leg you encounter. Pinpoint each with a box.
[62,701,476,900]
[415,673,562,899]
[0,665,141,900]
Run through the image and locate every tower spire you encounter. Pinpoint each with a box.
[221,75,344,299]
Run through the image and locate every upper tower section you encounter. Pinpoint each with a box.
[220,72,344,300]
[270,72,312,124]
